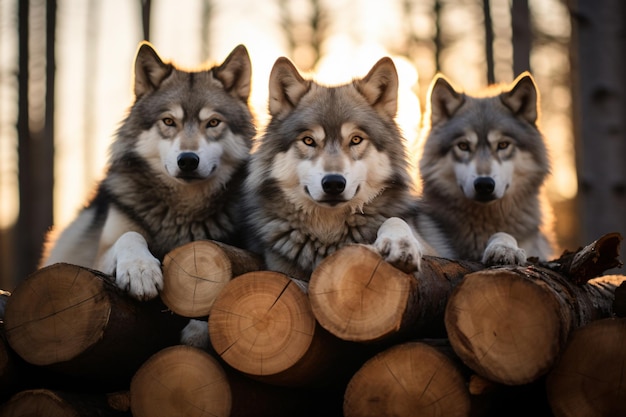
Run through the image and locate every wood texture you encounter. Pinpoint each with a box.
[445,266,626,385]
[547,318,626,417]
[3,263,185,388]
[161,240,263,317]
[0,389,130,416]
[131,345,232,417]
[209,271,357,386]
[309,244,482,342]
[343,341,470,417]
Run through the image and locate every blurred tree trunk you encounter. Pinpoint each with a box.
[16,0,55,285]
[569,0,626,265]
[483,0,495,84]
[141,0,151,41]
[511,0,531,75]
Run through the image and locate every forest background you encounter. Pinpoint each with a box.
[0,0,624,289]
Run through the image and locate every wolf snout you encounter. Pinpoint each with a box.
[322,174,346,195]
[177,152,200,172]
[474,177,495,200]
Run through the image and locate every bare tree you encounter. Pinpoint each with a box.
[511,0,531,75]
[277,0,329,71]
[569,0,626,265]
[15,0,55,285]
[141,0,151,41]
[483,0,495,84]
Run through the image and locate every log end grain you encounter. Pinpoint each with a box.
[445,268,567,385]
[343,342,470,417]
[309,245,413,342]
[131,345,231,417]
[208,271,316,379]
[161,240,235,318]
[4,263,111,366]
[547,318,626,417]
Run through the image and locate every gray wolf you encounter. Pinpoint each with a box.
[243,56,426,280]
[413,71,554,265]
[41,42,255,303]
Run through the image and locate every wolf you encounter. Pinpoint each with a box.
[243,56,427,281]
[413,71,554,265]
[41,42,255,305]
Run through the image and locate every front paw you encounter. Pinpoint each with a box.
[373,217,423,272]
[181,319,210,349]
[482,232,527,266]
[116,253,163,301]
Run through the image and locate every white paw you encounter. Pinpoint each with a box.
[373,217,423,272]
[482,232,527,266]
[108,232,163,300]
[181,319,210,349]
[116,252,162,300]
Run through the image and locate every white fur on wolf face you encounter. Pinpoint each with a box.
[270,122,393,213]
[451,130,516,201]
[135,105,249,185]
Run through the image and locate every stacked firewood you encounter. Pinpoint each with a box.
[1,235,625,417]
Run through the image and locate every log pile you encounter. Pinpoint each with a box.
[1,234,625,417]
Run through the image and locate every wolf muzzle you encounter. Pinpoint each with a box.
[177,152,200,173]
[474,177,496,202]
[322,174,346,195]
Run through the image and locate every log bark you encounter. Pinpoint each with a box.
[308,244,483,343]
[161,240,263,318]
[343,341,471,417]
[209,271,364,387]
[0,389,130,416]
[546,317,626,417]
[445,265,626,385]
[131,345,321,417]
[538,232,622,284]
[3,263,186,389]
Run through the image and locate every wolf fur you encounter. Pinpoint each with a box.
[414,71,554,265]
[243,56,426,280]
[41,42,255,303]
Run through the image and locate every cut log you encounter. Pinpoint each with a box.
[161,240,263,318]
[547,318,626,417]
[309,244,482,343]
[209,271,362,386]
[3,263,186,389]
[131,345,232,417]
[343,341,471,417]
[445,266,626,385]
[0,389,130,416]
[131,345,320,417]
[538,232,622,284]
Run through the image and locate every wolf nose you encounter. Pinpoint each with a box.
[474,177,495,196]
[177,152,200,172]
[322,174,346,195]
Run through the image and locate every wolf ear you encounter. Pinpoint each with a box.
[133,42,173,99]
[214,44,252,102]
[427,74,464,126]
[500,72,539,125]
[355,57,399,119]
[268,57,311,117]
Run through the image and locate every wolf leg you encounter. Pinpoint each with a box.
[482,232,527,266]
[372,217,424,272]
[97,231,163,300]
[180,319,210,349]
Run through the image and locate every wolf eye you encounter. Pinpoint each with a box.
[162,117,176,127]
[497,141,510,150]
[207,118,221,128]
[350,136,364,145]
[302,136,316,147]
[457,142,470,152]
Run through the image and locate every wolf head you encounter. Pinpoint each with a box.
[247,56,411,218]
[419,72,549,204]
[111,43,255,190]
